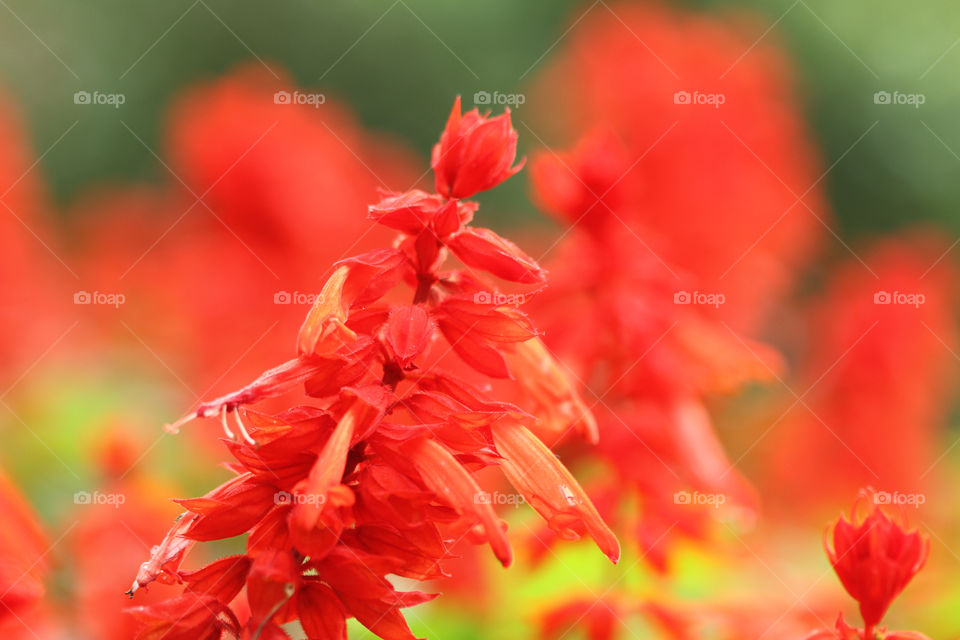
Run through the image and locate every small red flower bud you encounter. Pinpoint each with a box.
[825,488,929,629]
[431,96,525,199]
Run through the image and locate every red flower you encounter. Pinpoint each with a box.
[431,96,525,199]
[821,489,930,638]
[130,98,616,640]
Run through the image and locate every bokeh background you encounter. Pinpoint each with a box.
[1,0,959,638]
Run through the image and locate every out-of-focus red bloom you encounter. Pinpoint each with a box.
[540,599,618,640]
[0,469,49,623]
[522,0,828,567]
[68,427,185,640]
[827,489,929,632]
[129,98,617,640]
[763,234,957,511]
[0,88,64,387]
[530,3,826,331]
[432,96,524,199]
[528,129,775,569]
[68,64,417,395]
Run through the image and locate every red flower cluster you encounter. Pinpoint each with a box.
[127,98,618,640]
[806,489,930,640]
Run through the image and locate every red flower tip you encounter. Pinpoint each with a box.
[825,488,930,629]
[431,96,525,199]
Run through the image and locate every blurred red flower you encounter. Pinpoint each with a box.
[763,234,958,511]
[530,2,826,331]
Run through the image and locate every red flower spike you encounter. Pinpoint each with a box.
[432,96,525,198]
[132,96,616,640]
[491,421,620,563]
[825,488,930,633]
[446,226,546,284]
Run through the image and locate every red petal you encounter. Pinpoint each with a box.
[181,555,251,604]
[446,227,545,283]
[491,422,620,563]
[298,266,357,357]
[406,437,512,567]
[298,583,348,640]
[368,190,444,234]
[385,305,435,368]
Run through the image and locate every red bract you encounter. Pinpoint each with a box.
[825,489,929,634]
[129,98,617,640]
[432,96,525,199]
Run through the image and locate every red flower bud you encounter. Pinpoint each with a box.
[431,96,524,199]
[826,488,929,628]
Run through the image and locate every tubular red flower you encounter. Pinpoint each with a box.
[491,421,620,563]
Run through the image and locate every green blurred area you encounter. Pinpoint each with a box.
[1,0,959,236]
